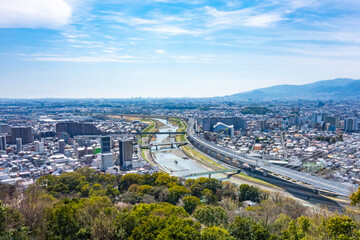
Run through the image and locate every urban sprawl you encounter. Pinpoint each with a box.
[0,99,359,193]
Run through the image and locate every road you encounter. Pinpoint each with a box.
[186,118,355,196]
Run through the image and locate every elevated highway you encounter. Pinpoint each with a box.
[140,141,187,149]
[186,118,355,196]
[184,169,241,178]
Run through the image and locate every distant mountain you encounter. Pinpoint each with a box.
[223,78,360,100]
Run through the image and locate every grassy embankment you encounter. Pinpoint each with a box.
[170,118,279,189]
[139,119,157,163]
[169,118,225,170]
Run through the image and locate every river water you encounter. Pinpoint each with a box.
[150,118,208,177]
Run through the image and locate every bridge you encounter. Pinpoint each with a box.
[138,131,187,135]
[184,169,241,178]
[140,141,187,149]
[186,118,356,196]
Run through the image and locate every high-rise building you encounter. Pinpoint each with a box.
[16,138,22,152]
[58,139,65,153]
[101,136,111,153]
[0,124,10,134]
[0,135,6,151]
[257,120,267,131]
[118,140,133,168]
[202,117,247,132]
[56,122,101,137]
[344,118,359,132]
[34,141,44,153]
[9,126,33,144]
[312,113,323,124]
[100,153,114,171]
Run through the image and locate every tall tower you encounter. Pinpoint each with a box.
[118,140,133,168]
[16,138,22,153]
[101,136,111,153]
[0,135,6,151]
[58,139,65,153]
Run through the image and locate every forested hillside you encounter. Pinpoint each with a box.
[1,168,360,239]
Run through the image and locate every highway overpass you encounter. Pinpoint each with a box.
[186,118,356,196]
[184,169,241,178]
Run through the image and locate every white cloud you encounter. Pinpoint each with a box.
[0,0,72,29]
[204,6,285,29]
[244,13,285,27]
[156,49,166,54]
[30,54,138,62]
[141,26,201,35]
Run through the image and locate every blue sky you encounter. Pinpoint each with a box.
[0,0,360,98]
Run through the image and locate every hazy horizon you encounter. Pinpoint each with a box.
[1,0,360,98]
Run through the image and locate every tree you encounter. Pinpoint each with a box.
[201,226,235,240]
[45,199,81,240]
[326,216,356,239]
[193,205,228,227]
[196,178,221,194]
[350,187,360,205]
[238,184,261,203]
[119,174,143,192]
[229,216,255,240]
[0,200,6,234]
[156,218,201,240]
[154,172,179,187]
[168,185,190,205]
[202,189,218,205]
[221,182,237,200]
[19,184,54,235]
[150,186,170,202]
[183,196,201,214]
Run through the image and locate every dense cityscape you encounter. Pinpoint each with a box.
[2,0,360,238]
[1,98,359,190]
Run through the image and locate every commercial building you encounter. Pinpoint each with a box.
[257,120,267,131]
[0,124,10,134]
[58,139,65,153]
[34,141,44,153]
[56,122,101,137]
[203,117,247,132]
[118,140,133,168]
[101,136,111,153]
[100,153,114,171]
[344,118,359,132]
[16,138,22,152]
[0,135,6,151]
[8,126,33,144]
[213,122,234,137]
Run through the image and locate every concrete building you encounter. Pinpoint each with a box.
[100,153,114,171]
[213,122,234,137]
[0,124,10,134]
[203,117,247,132]
[101,136,111,153]
[56,122,101,137]
[16,138,22,152]
[34,141,44,153]
[344,118,359,132]
[0,135,6,151]
[9,126,33,144]
[257,120,267,131]
[118,140,133,168]
[58,139,65,153]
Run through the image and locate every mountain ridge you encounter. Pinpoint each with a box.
[223,78,360,100]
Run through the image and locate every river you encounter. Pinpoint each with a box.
[150,118,208,177]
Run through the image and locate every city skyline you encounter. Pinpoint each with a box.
[1,0,360,98]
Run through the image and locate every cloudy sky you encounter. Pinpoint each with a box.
[0,0,360,98]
